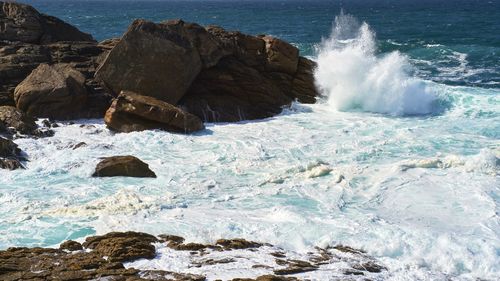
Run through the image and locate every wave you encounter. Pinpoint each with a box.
[314,12,444,116]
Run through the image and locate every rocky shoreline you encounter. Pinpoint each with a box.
[1,1,319,171]
[0,231,388,280]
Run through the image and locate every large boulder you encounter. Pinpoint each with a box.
[180,57,292,122]
[0,1,94,44]
[105,91,204,133]
[92,155,156,178]
[14,63,89,120]
[95,19,206,104]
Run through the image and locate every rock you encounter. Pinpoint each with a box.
[290,57,318,103]
[216,239,263,250]
[14,63,88,120]
[92,155,156,178]
[273,259,318,275]
[95,19,204,104]
[0,106,37,135]
[0,136,23,170]
[82,231,158,262]
[262,36,299,75]
[180,57,292,122]
[59,240,83,252]
[0,1,94,44]
[352,261,386,273]
[104,91,204,133]
[158,234,185,244]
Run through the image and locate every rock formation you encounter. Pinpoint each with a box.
[92,155,157,178]
[105,91,204,133]
[0,136,23,169]
[14,63,89,119]
[0,231,387,280]
[96,19,319,124]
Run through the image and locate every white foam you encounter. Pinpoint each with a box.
[314,12,441,116]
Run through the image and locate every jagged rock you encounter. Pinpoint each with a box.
[105,91,204,133]
[95,19,205,104]
[0,1,94,44]
[92,155,157,178]
[290,57,318,103]
[180,57,292,122]
[0,106,37,135]
[82,231,158,262]
[262,36,299,75]
[14,63,89,120]
[59,240,83,252]
[0,137,23,170]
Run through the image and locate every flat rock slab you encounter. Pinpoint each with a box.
[92,155,157,178]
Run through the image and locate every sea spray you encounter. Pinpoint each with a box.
[315,12,441,116]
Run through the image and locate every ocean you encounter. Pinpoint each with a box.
[1,0,499,280]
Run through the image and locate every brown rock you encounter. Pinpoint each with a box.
[216,239,263,250]
[262,36,299,75]
[0,1,94,44]
[0,106,37,135]
[180,57,292,122]
[105,91,204,133]
[92,155,156,178]
[290,57,318,103]
[95,19,203,104]
[82,231,158,262]
[59,240,83,252]
[14,63,89,120]
[0,137,20,158]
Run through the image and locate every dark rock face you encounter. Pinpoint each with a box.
[180,57,292,122]
[105,91,205,133]
[0,136,23,170]
[92,155,157,178]
[14,63,88,120]
[95,19,206,105]
[0,1,94,44]
[0,106,37,135]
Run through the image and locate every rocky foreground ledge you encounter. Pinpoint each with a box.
[0,231,387,281]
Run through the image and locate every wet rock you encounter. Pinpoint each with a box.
[352,261,386,273]
[158,234,185,244]
[72,141,87,150]
[95,19,204,104]
[216,238,263,250]
[104,91,204,133]
[290,57,319,103]
[180,57,292,122]
[0,158,23,170]
[82,231,158,262]
[0,137,23,170]
[0,106,37,135]
[92,155,157,178]
[14,63,89,120]
[59,240,83,251]
[0,1,94,44]
[273,259,318,275]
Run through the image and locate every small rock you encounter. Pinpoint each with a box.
[59,240,83,252]
[92,156,156,178]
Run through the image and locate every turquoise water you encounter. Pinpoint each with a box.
[1,1,499,280]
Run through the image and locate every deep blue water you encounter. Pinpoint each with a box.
[21,0,500,88]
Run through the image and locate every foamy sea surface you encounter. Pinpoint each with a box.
[2,1,500,280]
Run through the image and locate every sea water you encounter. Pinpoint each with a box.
[1,0,499,280]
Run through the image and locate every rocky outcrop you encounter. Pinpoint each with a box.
[105,91,204,133]
[0,1,94,44]
[92,155,157,178]
[14,63,88,119]
[0,2,112,116]
[0,137,23,169]
[0,232,388,280]
[96,19,319,124]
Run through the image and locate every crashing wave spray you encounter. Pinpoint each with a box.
[315,12,441,115]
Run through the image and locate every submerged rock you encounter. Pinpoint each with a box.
[92,155,157,178]
[104,91,204,133]
[14,63,89,120]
